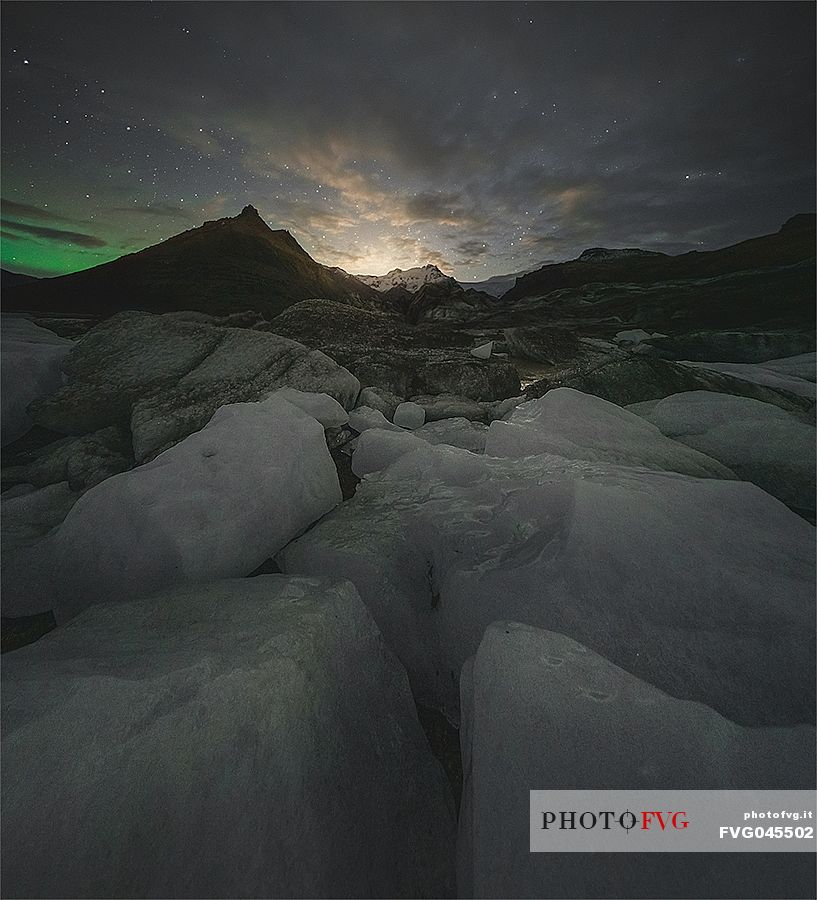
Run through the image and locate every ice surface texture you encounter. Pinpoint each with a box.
[458,623,815,899]
[6,396,341,620]
[1,576,456,899]
[486,388,735,478]
[269,386,349,427]
[393,401,426,429]
[350,419,489,476]
[629,390,815,516]
[348,405,404,433]
[283,432,815,725]
[1,318,72,445]
[414,417,488,452]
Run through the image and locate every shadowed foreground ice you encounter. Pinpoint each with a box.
[2,372,814,899]
[1,576,456,899]
[458,623,815,899]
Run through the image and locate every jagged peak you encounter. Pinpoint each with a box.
[204,204,270,231]
[355,262,452,293]
[236,205,275,232]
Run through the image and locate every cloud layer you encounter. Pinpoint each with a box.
[1,2,814,278]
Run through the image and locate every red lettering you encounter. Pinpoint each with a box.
[642,811,674,830]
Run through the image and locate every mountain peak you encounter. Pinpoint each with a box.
[356,263,453,293]
[6,205,381,318]
[205,204,271,232]
[236,204,273,230]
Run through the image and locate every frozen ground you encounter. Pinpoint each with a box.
[2,371,814,900]
[1,576,456,898]
[459,622,815,898]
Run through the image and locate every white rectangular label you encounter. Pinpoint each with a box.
[530,790,817,852]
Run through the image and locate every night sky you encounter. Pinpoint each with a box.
[2,1,814,280]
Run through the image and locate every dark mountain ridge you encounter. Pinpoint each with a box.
[1,269,38,291]
[4,208,814,334]
[5,205,382,319]
[503,214,816,303]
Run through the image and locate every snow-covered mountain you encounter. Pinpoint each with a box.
[356,264,454,293]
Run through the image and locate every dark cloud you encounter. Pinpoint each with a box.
[1,219,107,248]
[452,239,492,266]
[403,192,480,227]
[1,199,75,223]
[1,2,813,278]
[456,239,490,258]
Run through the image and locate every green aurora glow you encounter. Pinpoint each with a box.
[1,232,120,277]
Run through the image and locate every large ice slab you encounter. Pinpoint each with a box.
[458,622,815,899]
[526,352,814,416]
[678,354,816,400]
[629,391,815,517]
[644,329,814,363]
[485,388,734,478]
[6,396,341,620]
[281,441,815,725]
[1,318,72,446]
[1,576,455,899]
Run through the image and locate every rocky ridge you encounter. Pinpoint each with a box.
[5,205,383,319]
